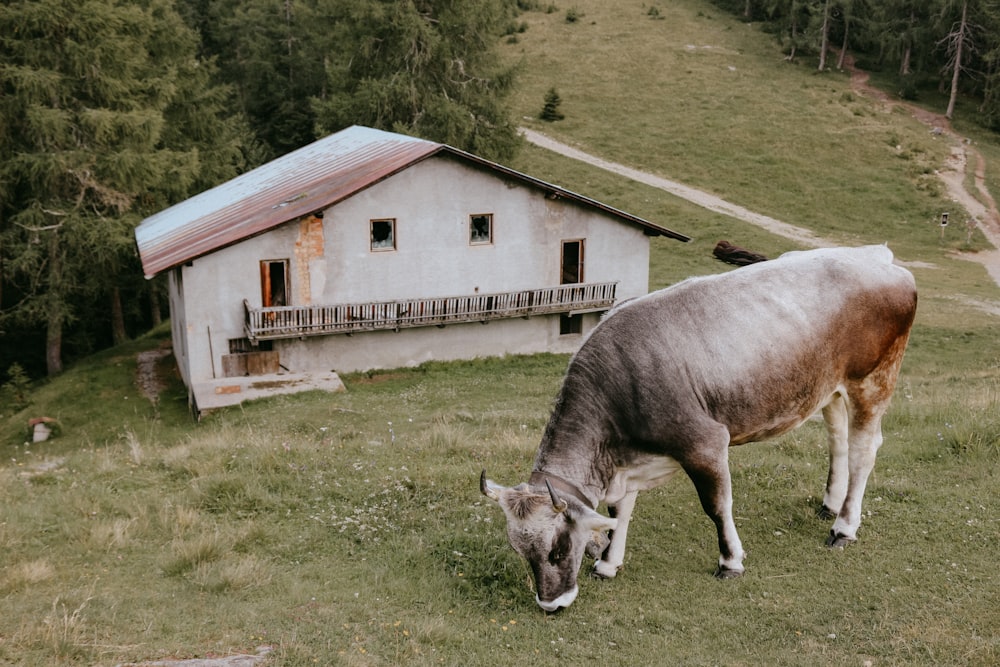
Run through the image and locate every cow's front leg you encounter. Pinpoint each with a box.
[592,490,637,579]
[682,433,745,578]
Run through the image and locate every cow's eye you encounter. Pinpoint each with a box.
[548,530,572,564]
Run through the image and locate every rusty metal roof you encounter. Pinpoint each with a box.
[135,125,688,279]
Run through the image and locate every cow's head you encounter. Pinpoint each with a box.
[480,471,617,611]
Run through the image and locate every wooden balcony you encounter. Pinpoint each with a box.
[244,281,618,342]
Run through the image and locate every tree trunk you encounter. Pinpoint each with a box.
[45,231,64,376]
[900,8,915,76]
[788,0,799,62]
[0,213,4,310]
[744,0,752,18]
[150,286,162,327]
[836,15,849,70]
[946,0,968,120]
[787,9,799,62]
[111,286,128,345]
[818,0,830,71]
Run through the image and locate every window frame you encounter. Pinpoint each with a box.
[259,258,290,307]
[560,239,585,284]
[560,313,583,335]
[370,218,397,252]
[469,213,494,245]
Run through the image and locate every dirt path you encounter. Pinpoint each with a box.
[136,345,171,403]
[520,127,834,249]
[844,60,1000,288]
[521,62,1000,288]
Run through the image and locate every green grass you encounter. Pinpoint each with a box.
[2,0,1000,664]
[2,336,998,665]
[503,0,999,310]
[505,1,947,239]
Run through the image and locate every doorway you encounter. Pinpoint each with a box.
[561,240,584,284]
[260,259,289,307]
[560,240,584,335]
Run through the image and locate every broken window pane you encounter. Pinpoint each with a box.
[371,219,396,250]
[470,214,493,244]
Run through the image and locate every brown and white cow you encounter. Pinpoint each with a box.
[481,245,917,611]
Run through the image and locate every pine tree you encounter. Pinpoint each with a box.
[540,88,565,121]
[0,0,246,376]
[180,0,327,159]
[936,0,964,119]
[312,0,522,162]
[979,5,1000,128]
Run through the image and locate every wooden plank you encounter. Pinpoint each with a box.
[221,354,248,377]
[246,351,280,375]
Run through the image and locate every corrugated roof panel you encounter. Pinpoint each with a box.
[135,125,689,279]
[135,126,440,278]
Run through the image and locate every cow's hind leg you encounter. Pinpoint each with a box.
[592,490,637,579]
[819,394,850,520]
[827,414,885,548]
[679,425,745,577]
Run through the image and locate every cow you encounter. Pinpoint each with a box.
[481,245,917,612]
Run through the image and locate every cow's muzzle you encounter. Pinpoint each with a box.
[536,585,578,612]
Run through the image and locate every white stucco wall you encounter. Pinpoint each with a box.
[167,268,191,387]
[316,157,650,304]
[173,155,652,384]
[275,311,603,374]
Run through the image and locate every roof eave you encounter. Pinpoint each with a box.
[137,128,689,280]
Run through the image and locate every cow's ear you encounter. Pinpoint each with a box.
[576,506,617,534]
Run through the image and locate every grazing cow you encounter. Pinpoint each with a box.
[481,245,916,611]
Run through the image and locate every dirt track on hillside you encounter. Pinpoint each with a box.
[843,58,1000,290]
[521,60,1000,293]
[520,127,835,249]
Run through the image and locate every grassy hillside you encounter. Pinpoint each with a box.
[2,1,998,665]
[502,0,1000,330]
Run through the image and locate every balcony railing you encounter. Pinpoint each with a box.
[244,281,618,342]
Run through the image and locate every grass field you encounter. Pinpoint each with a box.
[2,0,999,665]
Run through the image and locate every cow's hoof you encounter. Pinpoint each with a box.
[713,565,744,579]
[591,560,620,579]
[825,531,856,549]
[817,504,837,520]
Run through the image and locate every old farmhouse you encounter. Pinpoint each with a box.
[134,125,689,415]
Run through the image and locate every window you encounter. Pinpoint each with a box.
[561,240,584,284]
[260,259,289,307]
[229,338,272,353]
[223,338,276,378]
[470,213,493,245]
[371,218,396,251]
[560,313,583,335]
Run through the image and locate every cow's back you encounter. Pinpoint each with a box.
[565,245,916,448]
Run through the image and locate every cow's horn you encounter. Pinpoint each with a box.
[480,470,500,501]
[545,479,568,513]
